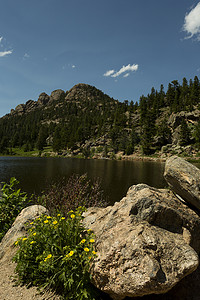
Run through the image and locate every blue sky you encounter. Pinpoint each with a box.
[0,0,200,117]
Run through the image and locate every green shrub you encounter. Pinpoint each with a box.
[0,177,29,241]
[13,207,97,300]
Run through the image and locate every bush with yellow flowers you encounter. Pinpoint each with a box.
[13,206,98,300]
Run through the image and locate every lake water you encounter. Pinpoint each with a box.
[0,156,199,205]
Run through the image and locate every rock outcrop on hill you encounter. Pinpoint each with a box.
[49,89,65,103]
[1,156,200,300]
[9,84,111,116]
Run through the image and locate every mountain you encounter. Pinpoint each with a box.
[0,79,200,158]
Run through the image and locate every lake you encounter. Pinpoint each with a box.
[0,156,199,205]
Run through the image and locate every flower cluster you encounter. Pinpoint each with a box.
[13,206,97,300]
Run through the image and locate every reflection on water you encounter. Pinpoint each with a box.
[0,157,199,205]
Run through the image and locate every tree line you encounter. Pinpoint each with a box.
[0,76,200,156]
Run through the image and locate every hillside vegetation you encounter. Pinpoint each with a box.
[0,77,200,158]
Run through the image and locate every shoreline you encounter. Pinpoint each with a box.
[1,152,200,164]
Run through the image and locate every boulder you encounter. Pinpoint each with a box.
[83,184,200,300]
[37,92,50,105]
[164,156,200,211]
[132,264,200,300]
[25,100,37,112]
[49,89,65,102]
[0,205,48,261]
[14,104,25,115]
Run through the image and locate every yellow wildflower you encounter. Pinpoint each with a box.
[90,239,95,243]
[84,247,89,252]
[53,220,58,225]
[44,254,52,261]
[69,210,74,213]
[22,238,27,241]
[33,232,36,236]
[44,220,48,224]
[70,214,75,219]
[80,239,86,244]
[15,241,18,246]
[47,216,52,219]
[61,217,65,220]
[30,241,36,244]
[87,229,92,232]
[65,251,74,258]
[92,251,97,255]
[57,214,61,217]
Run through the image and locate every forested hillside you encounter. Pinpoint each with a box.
[0,77,200,158]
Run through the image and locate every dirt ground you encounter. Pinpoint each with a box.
[0,249,60,300]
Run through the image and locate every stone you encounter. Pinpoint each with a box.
[49,89,65,102]
[14,104,25,114]
[161,144,172,154]
[164,156,200,211]
[37,92,50,105]
[25,100,37,112]
[168,110,200,128]
[0,205,48,261]
[83,184,200,299]
[132,263,200,300]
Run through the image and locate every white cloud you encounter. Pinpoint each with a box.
[104,64,138,78]
[123,73,130,78]
[103,69,115,77]
[72,64,76,68]
[112,64,138,77]
[183,2,200,40]
[0,50,13,57]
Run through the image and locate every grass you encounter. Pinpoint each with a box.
[0,146,54,157]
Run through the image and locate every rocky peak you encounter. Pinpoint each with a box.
[37,92,50,106]
[12,104,25,115]
[65,83,106,102]
[49,89,65,102]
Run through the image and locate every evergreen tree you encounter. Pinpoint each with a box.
[36,126,48,150]
[194,120,200,146]
[191,76,200,105]
[179,119,190,146]
[157,118,172,146]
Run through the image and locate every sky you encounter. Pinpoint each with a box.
[0,0,200,117]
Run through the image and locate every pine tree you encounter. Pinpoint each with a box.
[179,119,190,146]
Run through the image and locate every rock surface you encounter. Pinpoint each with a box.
[164,156,200,211]
[83,184,200,300]
[132,264,200,300]
[37,92,50,105]
[0,205,48,261]
[49,89,65,102]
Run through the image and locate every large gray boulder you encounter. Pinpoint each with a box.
[164,156,200,211]
[83,184,200,300]
[0,205,48,261]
